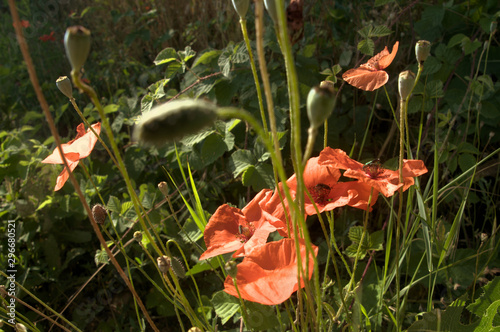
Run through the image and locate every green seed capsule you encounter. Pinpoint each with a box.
[56,76,73,99]
[306,81,337,129]
[232,0,250,18]
[133,99,217,146]
[64,26,91,72]
[398,70,416,101]
[415,40,431,65]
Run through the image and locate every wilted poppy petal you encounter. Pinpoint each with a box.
[224,238,318,305]
[54,160,79,191]
[342,42,399,91]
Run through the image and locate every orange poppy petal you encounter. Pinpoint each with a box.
[54,160,79,191]
[377,41,399,69]
[342,68,389,91]
[224,238,318,305]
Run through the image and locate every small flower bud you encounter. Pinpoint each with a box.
[490,20,497,34]
[15,323,28,332]
[188,328,203,332]
[157,255,171,274]
[92,204,107,225]
[480,233,488,243]
[158,181,169,197]
[415,40,431,65]
[64,26,91,72]
[232,0,250,18]
[133,231,143,242]
[398,70,416,101]
[306,81,337,129]
[133,99,217,146]
[225,260,238,278]
[56,76,73,98]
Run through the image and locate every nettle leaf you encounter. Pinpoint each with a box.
[211,291,239,325]
[94,249,109,266]
[107,195,121,213]
[370,25,392,37]
[154,47,178,66]
[358,39,375,56]
[233,42,249,64]
[242,163,275,191]
[345,226,384,259]
[181,130,215,147]
[178,46,196,63]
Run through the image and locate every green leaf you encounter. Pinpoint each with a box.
[211,291,240,325]
[154,47,178,66]
[242,163,275,191]
[200,133,228,166]
[462,38,482,55]
[229,149,256,178]
[448,33,468,48]
[103,104,119,114]
[358,39,375,56]
[370,25,392,37]
[178,46,196,63]
[375,0,395,6]
[107,195,121,213]
[245,301,282,330]
[468,277,500,321]
[192,50,222,68]
[458,153,476,173]
[181,130,215,147]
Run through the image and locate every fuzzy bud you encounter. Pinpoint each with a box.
[306,81,337,129]
[232,0,250,18]
[56,76,73,99]
[157,256,171,274]
[64,26,91,72]
[225,260,238,278]
[133,99,217,146]
[398,70,416,101]
[15,323,28,332]
[188,328,203,332]
[92,204,107,225]
[158,181,169,197]
[170,256,186,279]
[415,40,431,65]
[133,231,143,242]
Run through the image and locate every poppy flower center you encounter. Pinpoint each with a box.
[236,223,255,243]
[362,159,384,179]
[310,183,331,204]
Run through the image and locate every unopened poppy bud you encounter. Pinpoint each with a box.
[15,323,27,332]
[133,231,143,242]
[188,328,203,332]
[158,181,169,197]
[415,40,431,65]
[133,99,217,146]
[157,255,171,274]
[306,81,337,129]
[56,76,73,98]
[490,20,497,34]
[92,204,107,225]
[264,0,283,24]
[170,256,186,279]
[398,70,416,101]
[232,0,250,18]
[64,26,91,72]
[225,260,238,278]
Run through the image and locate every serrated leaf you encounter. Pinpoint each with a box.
[467,277,500,319]
[181,130,215,147]
[242,163,275,191]
[178,46,196,63]
[107,195,121,213]
[371,25,392,37]
[154,47,178,66]
[357,25,372,39]
[200,133,228,166]
[211,291,240,325]
[120,201,133,215]
[166,62,182,78]
[232,42,249,64]
[229,149,256,178]
[94,249,110,266]
[448,33,468,48]
[463,38,482,55]
[192,50,222,68]
[358,39,375,56]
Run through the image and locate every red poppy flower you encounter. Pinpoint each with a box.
[318,147,428,197]
[199,189,287,260]
[263,156,378,222]
[224,238,318,305]
[42,122,101,191]
[342,41,399,91]
[13,20,30,29]
[39,31,55,42]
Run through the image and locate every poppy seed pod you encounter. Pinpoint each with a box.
[56,76,73,99]
[64,26,91,72]
[307,81,337,129]
[398,70,416,101]
[415,40,431,65]
[133,99,217,146]
[158,181,169,197]
[225,261,238,278]
[264,0,283,24]
[232,0,250,18]
[157,256,171,274]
